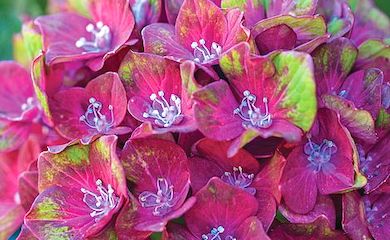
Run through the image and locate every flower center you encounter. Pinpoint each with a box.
[221,166,256,195]
[21,97,36,112]
[79,97,114,133]
[304,137,337,172]
[191,39,222,63]
[81,179,119,220]
[338,90,348,98]
[143,91,183,128]
[234,90,272,128]
[138,177,175,216]
[75,21,111,52]
[202,226,236,240]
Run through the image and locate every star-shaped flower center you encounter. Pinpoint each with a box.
[234,90,272,128]
[191,39,222,63]
[143,91,183,128]
[79,97,114,133]
[221,166,256,195]
[81,179,119,221]
[138,177,175,216]
[304,137,337,172]
[202,226,236,240]
[75,21,112,52]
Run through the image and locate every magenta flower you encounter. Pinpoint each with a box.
[118,51,198,138]
[25,136,128,239]
[0,138,40,240]
[118,138,195,233]
[142,0,249,76]
[49,72,129,145]
[189,138,286,230]
[358,133,390,193]
[312,37,383,143]
[194,42,317,156]
[281,108,355,214]
[35,0,135,71]
[182,178,270,240]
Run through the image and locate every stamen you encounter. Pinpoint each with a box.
[234,90,272,128]
[143,91,183,128]
[138,177,175,216]
[79,97,114,133]
[75,22,111,52]
[202,226,236,240]
[191,39,222,63]
[338,90,348,98]
[21,97,36,111]
[304,136,337,172]
[221,166,256,195]
[80,179,119,221]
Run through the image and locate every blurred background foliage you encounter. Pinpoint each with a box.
[0,0,389,60]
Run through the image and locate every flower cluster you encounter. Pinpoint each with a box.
[0,0,389,239]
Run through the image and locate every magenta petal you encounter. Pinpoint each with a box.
[255,24,297,55]
[0,61,35,121]
[0,119,32,153]
[281,147,318,214]
[280,195,336,229]
[85,72,127,128]
[312,109,355,194]
[339,68,383,118]
[188,156,224,193]
[193,80,244,141]
[364,184,390,240]
[252,152,287,203]
[342,191,372,240]
[234,216,270,240]
[18,171,39,212]
[362,133,390,193]
[175,0,227,53]
[142,23,193,59]
[185,178,258,238]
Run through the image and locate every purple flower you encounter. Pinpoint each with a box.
[142,0,249,77]
[117,138,195,234]
[49,72,130,145]
[281,108,355,214]
[118,51,198,138]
